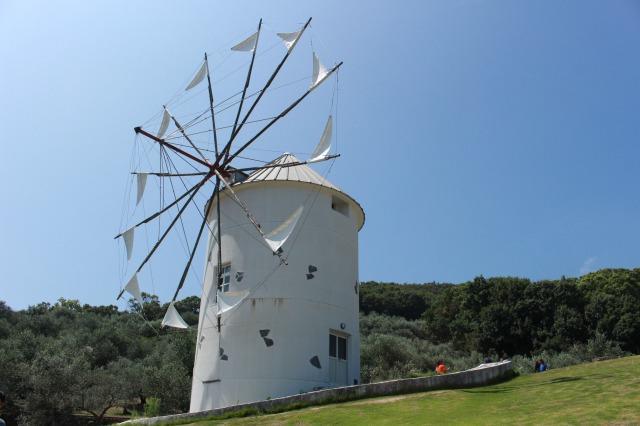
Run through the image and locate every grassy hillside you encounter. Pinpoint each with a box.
[188,356,640,425]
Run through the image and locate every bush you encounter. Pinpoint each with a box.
[360,315,488,383]
[509,336,628,375]
[144,397,161,417]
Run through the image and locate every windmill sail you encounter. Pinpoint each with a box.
[123,274,143,304]
[264,206,303,253]
[136,173,148,205]
[157,108,171,138]
[277,30,301,51]
[309,115,333,162]
[185,61,208,91]
[311,52,328,88]
[231,32,258,52]
[162,301,189,329]
[216,290,249,315]
[122,227,134,261]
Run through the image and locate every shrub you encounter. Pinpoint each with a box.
[509,336,628,375]
[144,397,161,417]
[359,316,488,383]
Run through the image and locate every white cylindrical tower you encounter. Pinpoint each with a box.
[190,154,365,412]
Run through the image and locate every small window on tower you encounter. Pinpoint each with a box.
[331,195,349,217]
[329,333,347,360]
[216,264,232,292]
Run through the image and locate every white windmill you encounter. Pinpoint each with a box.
[115,18,365,411]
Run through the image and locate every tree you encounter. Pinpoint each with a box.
[20,339,89,425]
[128,293,164,321]
[360,282,429,319]
[74,359,139,424]
[141,347,192,414]
[582,269,640,351]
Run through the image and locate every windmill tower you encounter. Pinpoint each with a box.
[114,17,361,414]
[190,154,365,411]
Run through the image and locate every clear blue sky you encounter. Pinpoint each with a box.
[1,0,639,309]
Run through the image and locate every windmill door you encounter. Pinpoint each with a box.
[329,332,348,386]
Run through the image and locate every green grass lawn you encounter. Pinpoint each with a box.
[188,355,640,425]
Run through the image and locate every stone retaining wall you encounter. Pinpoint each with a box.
[121,361,512,425]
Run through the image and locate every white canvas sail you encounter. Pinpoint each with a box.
[231,32,258,52]
[311,52,328,88]
[264,206,303,253]
[309,115,333,162]
[157,108,171,138]
[122,227,134,261]
[277,30,301,51]
[136,173,148,205]
[216,290,249,315]
[185,62,208,91]
[124,274,143,304]
[161,301,189,329]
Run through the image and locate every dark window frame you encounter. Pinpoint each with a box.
[329,332,347,360]
[338,336,347,360]
[329,334,337,357]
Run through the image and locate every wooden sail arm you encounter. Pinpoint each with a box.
[233,154,340,173]
[166,109,210,162]
[135,173,212,274]
[114,175,208,239]
[131,171,208,177]
[205,53,220,157]
[213,169,266,240]
[171,181,219,302]
[134,127,211,169]
[227,18,263,160]
[222,61,343,167]
[214,179,223,292]
[220,17,313,161]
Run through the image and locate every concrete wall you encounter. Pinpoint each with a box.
[121,361,512,426]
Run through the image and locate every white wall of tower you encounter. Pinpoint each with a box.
[190,180,363,412]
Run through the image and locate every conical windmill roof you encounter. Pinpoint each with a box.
[233,153,365,230]
[240,153,340,190]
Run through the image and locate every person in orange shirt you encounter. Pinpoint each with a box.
[435,360,448,374]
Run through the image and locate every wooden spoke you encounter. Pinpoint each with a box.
[114,175,208,239]
[233,154,340,173]
[226,19,263,161]
[167,110,210,163]
[132,171,208,177]
[205,53,220,157]
[214,179,223,291]
[135,127,211,169]
[135,173,212,274]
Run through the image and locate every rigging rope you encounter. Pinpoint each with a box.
[123,23,343,336]
[161,148,193,256]
[165,116,276,141]
[145,72,310,137]
[142,37,282,130]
